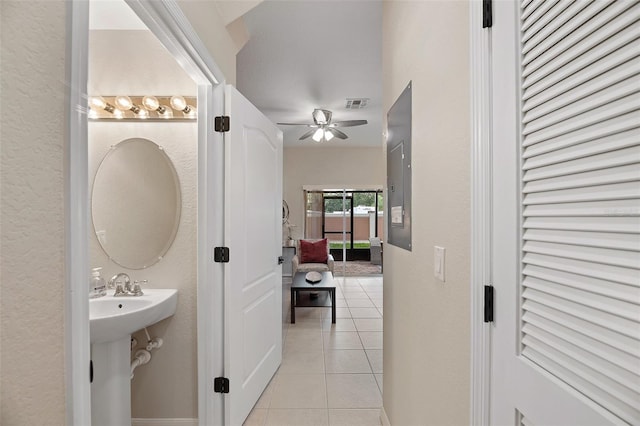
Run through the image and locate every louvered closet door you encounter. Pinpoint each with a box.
[490,1,640,425]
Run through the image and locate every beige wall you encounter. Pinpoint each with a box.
[1,1,67,424]
[283,147,385,241]
[382,1,471,425]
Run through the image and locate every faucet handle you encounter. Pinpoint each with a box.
[132,280,146,296]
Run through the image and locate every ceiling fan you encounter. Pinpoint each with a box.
[277,109,367,142]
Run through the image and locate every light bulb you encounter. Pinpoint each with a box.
[142,95,166,114]
[170,96,187,111]
[324,130,334,141]
[89,96,106,109]
[312,128,324,142]
[113,109,124,119]
[138,109,149,119]
[143,95,159,110]
[88,108,98,119]
[89,96,115,113]
[115,95,133,111]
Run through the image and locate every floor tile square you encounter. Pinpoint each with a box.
[279,349,325,374]
[288,318,324,330]
[323,332,363,350]
[324,350,372,373]
[270,374,327,408]
[354,318,383,332]
[365,350,383,374]
[284,329,324,352]
[358,332,382,349]
[348,308,381,318]
[266,409,328,426]
[326,374,382,409]
[322,317,356,332]
[328,409,382,426]
[343,290,369,299]
[323,307,351,319]
[346,299,375,308]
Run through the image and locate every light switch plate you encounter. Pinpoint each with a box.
[434,246,445,282]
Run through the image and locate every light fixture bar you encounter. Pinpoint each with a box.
[88,96,197,121]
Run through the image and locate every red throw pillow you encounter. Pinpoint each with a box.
[300,239,328,264]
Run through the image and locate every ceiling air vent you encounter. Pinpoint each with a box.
[345,98,369,109]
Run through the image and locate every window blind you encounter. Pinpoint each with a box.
[519,1,640,424]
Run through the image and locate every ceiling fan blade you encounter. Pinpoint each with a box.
[328,128,348,139]
[277,122,314,126]
[330,119,368,127]
[299,129,316,140]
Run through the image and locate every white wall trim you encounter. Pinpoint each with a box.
[380,407,391,426]
[469,0,492,425]
[133,419,198,426]
[66,1,91,424]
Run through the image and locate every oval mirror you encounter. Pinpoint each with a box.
[92,138,181,269]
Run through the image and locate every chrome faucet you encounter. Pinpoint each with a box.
[109,273,132,296]
[109,273,145,296]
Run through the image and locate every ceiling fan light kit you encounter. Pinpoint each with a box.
[278,108,368,143]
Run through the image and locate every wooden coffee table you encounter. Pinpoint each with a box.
[291,271,336,324]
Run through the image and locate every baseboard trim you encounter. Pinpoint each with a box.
[132,419,197,426]
[380,407,391,426]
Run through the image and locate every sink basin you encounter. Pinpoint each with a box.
[90,288,178,343]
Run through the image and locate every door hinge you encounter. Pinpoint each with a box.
[215,116,230,132]
[90,360,93,383]
[214,377,229,393]
[484,285,494,323]
[278,256,285,265]
[482,0,492,28]
[214,247,230,263]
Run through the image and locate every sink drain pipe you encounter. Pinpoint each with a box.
[130,328,164,379]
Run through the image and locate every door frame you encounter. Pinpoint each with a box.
[65,1,225,424]
[469,0,493,425]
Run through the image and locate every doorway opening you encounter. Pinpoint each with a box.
[305,189,384,275]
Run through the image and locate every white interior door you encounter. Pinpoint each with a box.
[223,85,283,425]
[490,1,640,425]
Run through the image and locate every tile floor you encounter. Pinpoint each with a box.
[244,275,383,426]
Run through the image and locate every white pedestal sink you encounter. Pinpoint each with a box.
[90,289,178,426]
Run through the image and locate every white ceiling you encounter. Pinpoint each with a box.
[237,1,383,148]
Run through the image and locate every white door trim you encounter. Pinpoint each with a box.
[66,1,226,424]
[66,2,91,424]
[469,0,492,425]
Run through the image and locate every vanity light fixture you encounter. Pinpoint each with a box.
[89,96,196,120]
